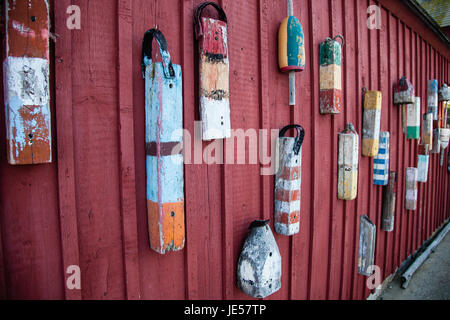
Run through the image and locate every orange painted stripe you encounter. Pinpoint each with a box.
[275,211,300,225]
[278,166,300,181]
[275,189,301,202]
[147,200,185,254]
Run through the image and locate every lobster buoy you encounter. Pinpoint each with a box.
[338,123,359,200]
[142,29,185,254]
[195,2,231,141]
[405,167,418,211]
[319,35,344,114]
[422,112,433,151]
[393,77,415,133]
[278,0,305,106]
[274,125,305,236]
[381,172,397,232]
[373,132,390,186]
[3,0,51,165]
[439,83,449,102]
[237,220,282,299]
[428,79,439,120]
[417,144,429,183]
[406,97,421,140]
[362,89,382,157]
[358,215,376,276]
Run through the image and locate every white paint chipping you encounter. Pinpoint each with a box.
[4,56,50,106]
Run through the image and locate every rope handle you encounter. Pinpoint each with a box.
[195,2,228,40]
[142,28,175,79]
[279,124,305,155]
[324,35,345,47]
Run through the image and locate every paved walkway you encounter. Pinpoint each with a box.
[378,230,450,300]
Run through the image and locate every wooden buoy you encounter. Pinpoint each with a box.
[358,215,376,276]
[278,0,305,106]
[440,128,450,166]
[373,132,390,186]
[432,120,441,154]
[381,172,397,232]
[428,79,439,120]
[195,2,231,141]
[142,29,185,254]
[417,144,429,183]
[3,0,51,165]
[405,167,418,211]
[406,97,421,140]
[319,35,344,114]
[237,220,282,299]
[274,125,305,236]
[439,84,449,102]
[393,77,415,134]
[338,123,359,200]
[362,89,382,157]
[422,112,433,151]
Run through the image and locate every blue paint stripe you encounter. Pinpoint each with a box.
[374,159,387,165]
[374,179,388,186]
[374,169,387,175]
[147,155,184,203]
[377,148,387,155]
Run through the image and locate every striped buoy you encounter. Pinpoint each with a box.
[373,132,390,186]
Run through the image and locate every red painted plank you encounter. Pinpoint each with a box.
[70,0,126,299]
[327,0,345,300]
[376,4,389,283]
[0,0,448,301]
[116,0,140,300]
[308,0,332,300]
[54,0,81,300]
[289,0,313,301]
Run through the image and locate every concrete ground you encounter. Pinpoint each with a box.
[378,231,450,300]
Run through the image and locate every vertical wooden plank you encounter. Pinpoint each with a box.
[54,0,81,300]
[307,0,332,300]
[116,0,140,299]
[377,5,390,282]
[70,0,126,299]
[340,0,357,300]
[289,0,312,301]
[266,0,291,300]
[327,0,345,300]
[383,8,395,279]
[182,0,199,300]
[0,218,7,299]
[357,0,371,300]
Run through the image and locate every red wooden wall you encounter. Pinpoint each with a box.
[0,0,449,300]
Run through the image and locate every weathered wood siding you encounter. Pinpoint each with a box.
[0,0,449,300]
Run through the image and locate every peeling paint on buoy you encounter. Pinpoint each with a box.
[373,132,389,186]
[428,80,438,120]
[142,29,185,254]
[237,220,282,299]
[319,35,344,114]
[274,125,305,236]
[417,144,429,183]
[195,2,231,140]
[338,123,359,200]
[422,112,433,151]
[405,167,418,211]
[3,0,51,165]
[362,89,382,157]
[358,215,376,276]
[381,172,396,232]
